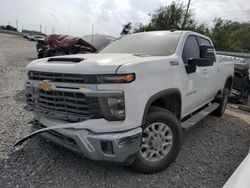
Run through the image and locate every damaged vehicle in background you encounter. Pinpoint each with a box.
[219,56,250,104]
[36,34,115,58]
[232,61,249,104]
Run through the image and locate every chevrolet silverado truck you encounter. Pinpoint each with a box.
[15,31,234,173]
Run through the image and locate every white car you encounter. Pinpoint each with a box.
[33,35,44,42]
[16,30,234,173]
[224,151,250,188]
[26,35,44,41]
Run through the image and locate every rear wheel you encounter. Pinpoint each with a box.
[213,88,229,116]
[130,107,182,173]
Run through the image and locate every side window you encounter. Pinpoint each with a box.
[199,37,211,45]
[182,35,200,65]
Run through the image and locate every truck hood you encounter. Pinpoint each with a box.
[27,53,149,74]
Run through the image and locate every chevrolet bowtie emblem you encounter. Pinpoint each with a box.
[38,81,53,91]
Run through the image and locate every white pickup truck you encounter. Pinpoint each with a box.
[16,30,234,173]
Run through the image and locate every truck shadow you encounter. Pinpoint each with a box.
[1,109,250,187]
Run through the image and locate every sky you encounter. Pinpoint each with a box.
[0,0,249,37]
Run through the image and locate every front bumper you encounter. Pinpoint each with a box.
[33,121,142,164]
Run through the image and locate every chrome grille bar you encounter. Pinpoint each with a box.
[28,71,98,84]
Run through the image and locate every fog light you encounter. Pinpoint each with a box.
[101,141,114,155]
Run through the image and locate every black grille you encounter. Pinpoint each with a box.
[28,71,98,84]
[27,89,103,122]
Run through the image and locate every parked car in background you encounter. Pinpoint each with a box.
[26,34,34,40]
[33,35,44,42]
[27,35,44,41]
[23,33,29,39]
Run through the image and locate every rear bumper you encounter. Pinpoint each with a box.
[34,122,142,164]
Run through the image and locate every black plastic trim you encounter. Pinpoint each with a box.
[47,58,84,62]
[141,88,182,125]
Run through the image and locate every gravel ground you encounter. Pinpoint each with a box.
[0,33,250,188]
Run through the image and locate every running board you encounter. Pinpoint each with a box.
[181,103,219,130]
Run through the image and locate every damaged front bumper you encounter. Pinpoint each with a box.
[15,121,142,164]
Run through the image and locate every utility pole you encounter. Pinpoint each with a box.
[16,20,19,31]
[40,24,42,33]
[91,24,94,45]
[45,26,47,34]
[91,24,94,53]
[182,0,191,29]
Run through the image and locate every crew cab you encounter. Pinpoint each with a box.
[16,31,234,173]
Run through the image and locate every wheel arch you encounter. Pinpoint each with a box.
[224,76,233,91]
[141,88,182,125]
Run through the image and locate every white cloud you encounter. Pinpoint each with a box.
[0,0,249,37]
[127,0,161,13]
[192,0,250,25]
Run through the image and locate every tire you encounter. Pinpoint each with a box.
[213,88,229,117]
[130,106,183,174]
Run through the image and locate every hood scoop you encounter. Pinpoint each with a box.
[47,57,84,63]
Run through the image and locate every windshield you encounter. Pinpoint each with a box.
[100,31,182,56]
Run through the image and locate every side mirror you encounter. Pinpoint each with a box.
[188,58,213,67]
[200,45,216,62]
[185,59,197,74]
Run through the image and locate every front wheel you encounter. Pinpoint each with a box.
[130,107,182,174]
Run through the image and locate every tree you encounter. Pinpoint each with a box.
[228,27,250,52]
[211,18,250,52]
[210,18,233,50]
[133,1,196,32]
[120,22,132,35]
[192,24,210,36]
[121,1,250,53]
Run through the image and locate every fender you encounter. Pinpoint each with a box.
[225,76,233,90]
[141,88,182,125]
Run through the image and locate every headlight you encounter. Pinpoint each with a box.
[97,73,135,83]
[99,96,125,121]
